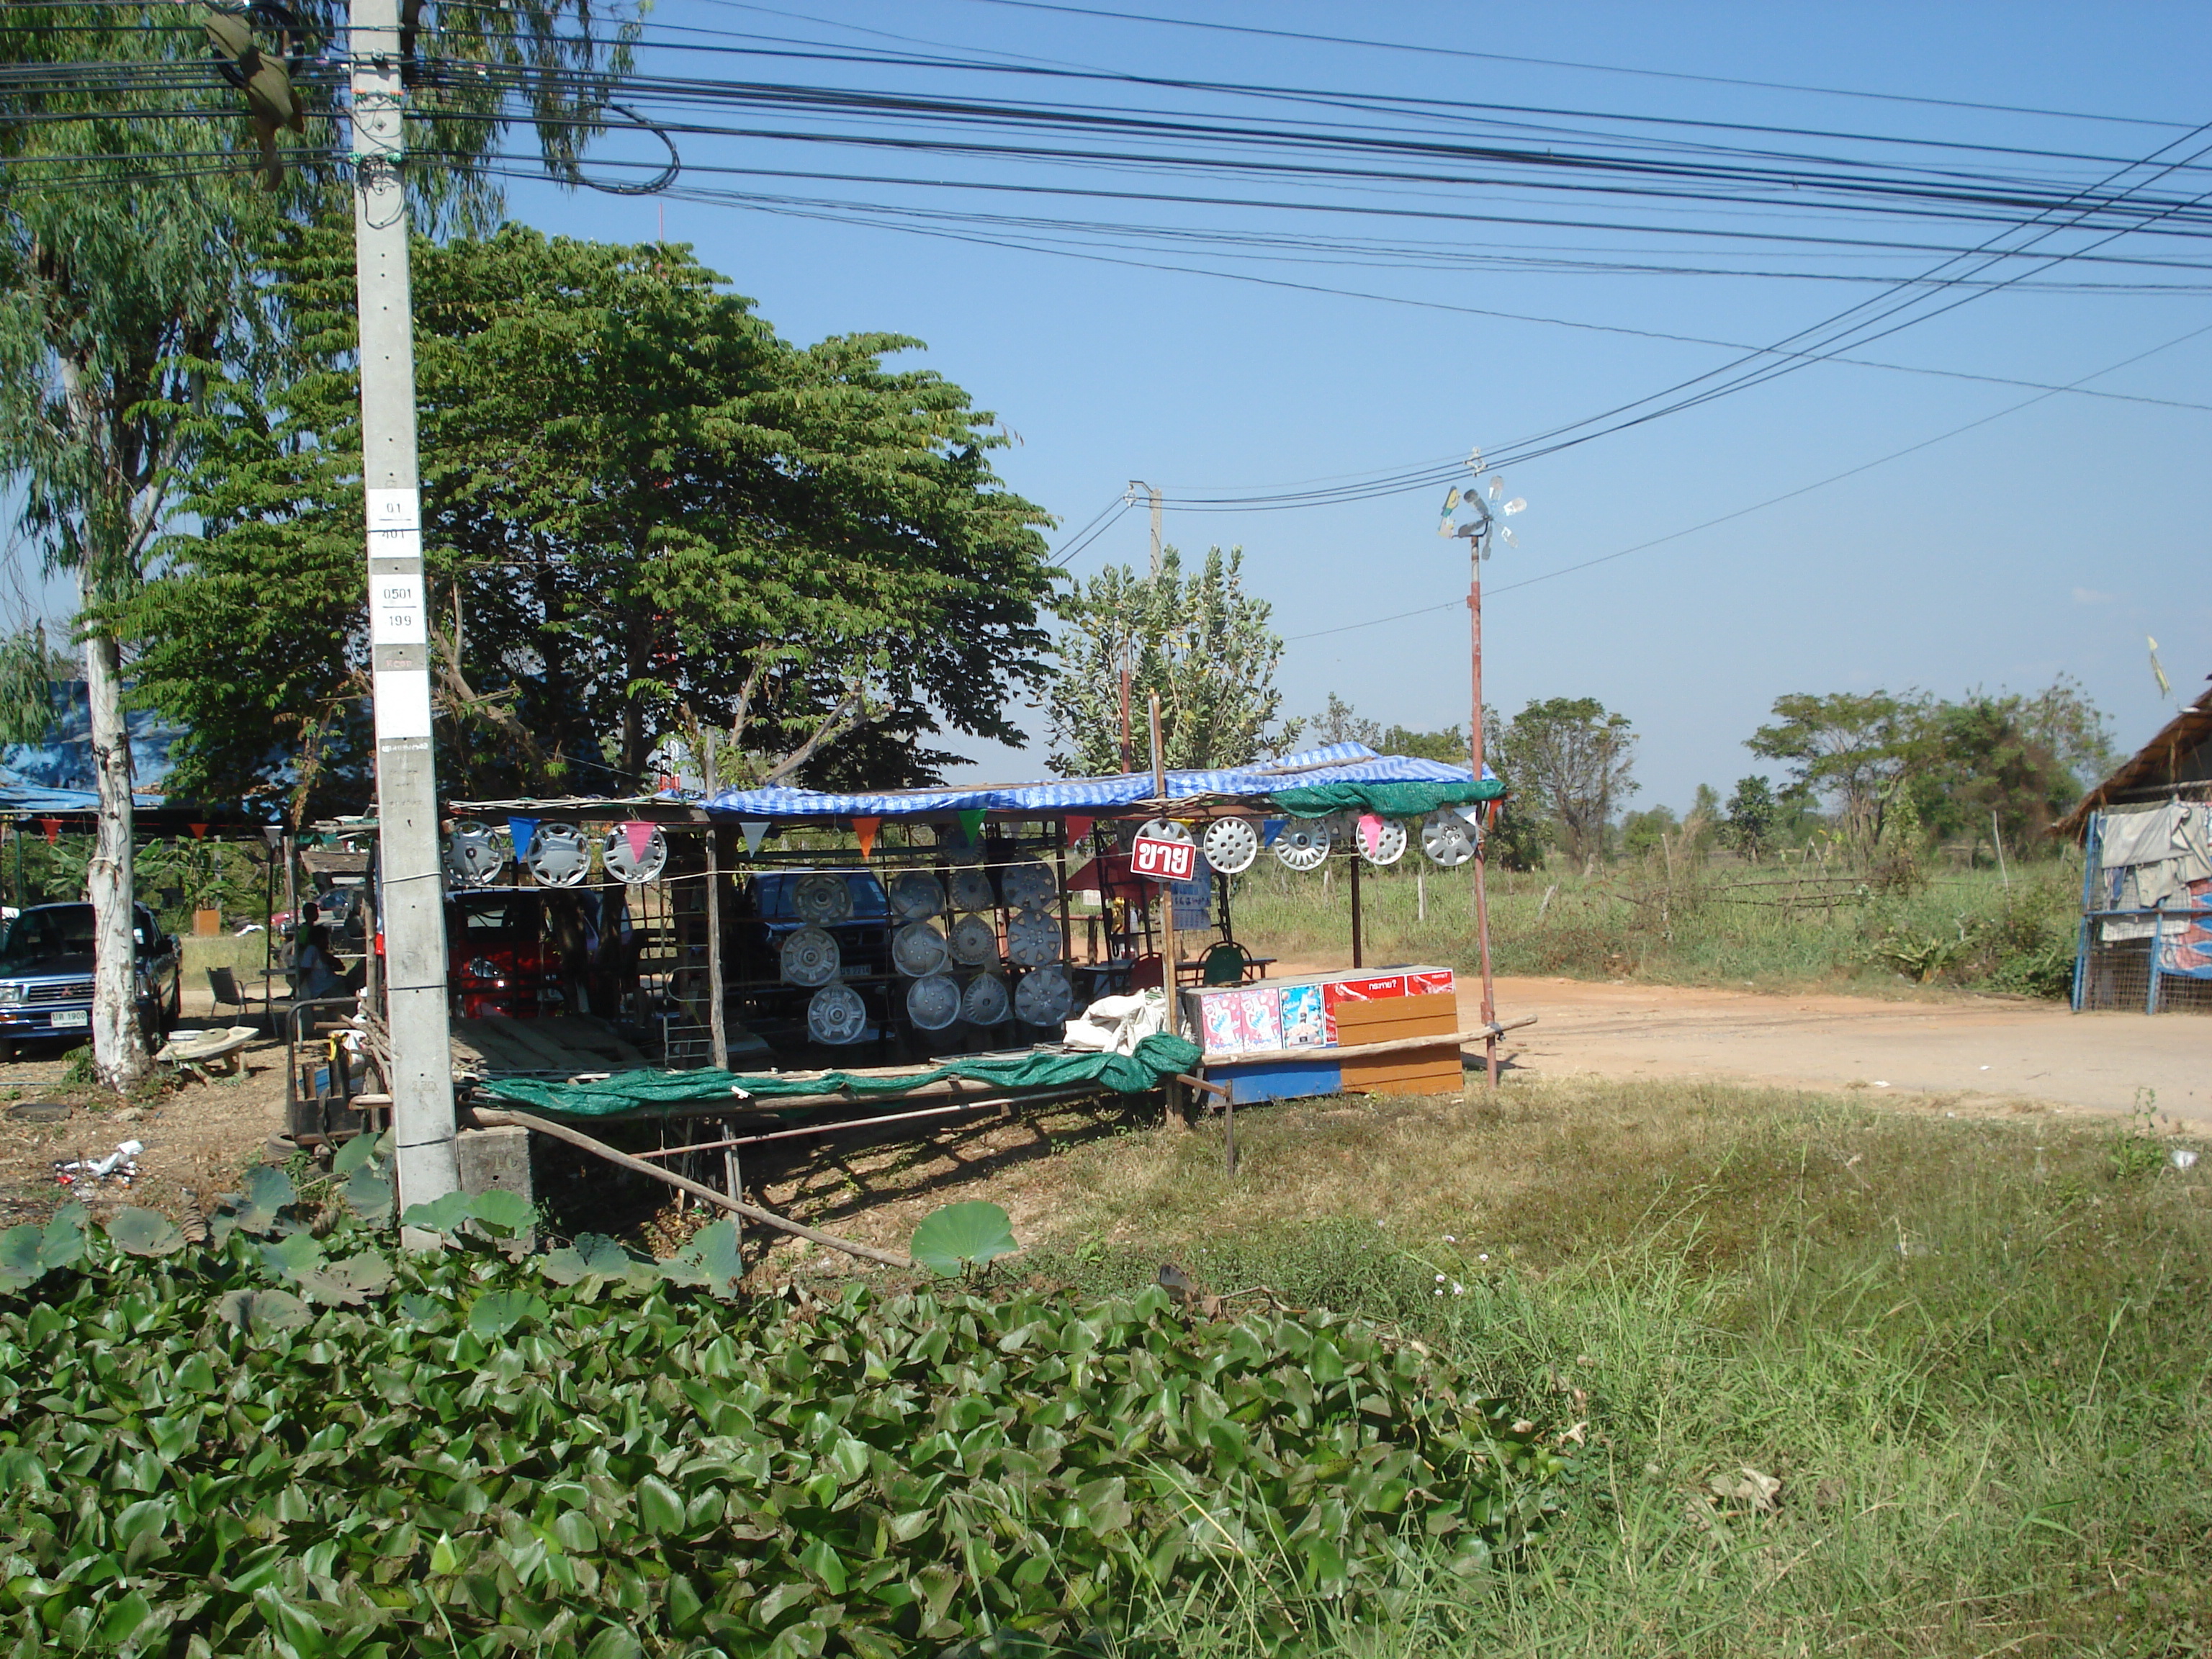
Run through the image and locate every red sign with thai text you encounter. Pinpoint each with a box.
[1130,834,1198,882]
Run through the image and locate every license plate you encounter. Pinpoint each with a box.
[50,1008,88,1028]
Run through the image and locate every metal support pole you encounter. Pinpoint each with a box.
[1349,852,1363,969]
[1151,692,1184,1129]
[352,0,458,1226]
[1468,544,1499,1089]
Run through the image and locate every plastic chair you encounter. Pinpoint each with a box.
[1200,942,1251,986]
[1124,953,1164,991]
[208,966,251,1015]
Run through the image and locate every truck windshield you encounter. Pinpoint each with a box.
[0,907,96,969]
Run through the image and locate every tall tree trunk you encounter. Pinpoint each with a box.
[621,610,650,781]
[81,603,147,1089]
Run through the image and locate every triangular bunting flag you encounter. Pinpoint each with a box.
[188,822,210,840]
[1358,813,1383,857]
[739,820,770,855]
[1260,817,1287,847]
[956,809,986,845]
[507,816,541,858]
[853,817,881,860]
[37,817,59,845]
[1064,814,1094,846]
[621,820,656,862]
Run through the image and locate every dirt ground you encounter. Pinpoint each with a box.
[0,978,289,1228]
[0,964,2198,1237]
[1455,971,2206,1122]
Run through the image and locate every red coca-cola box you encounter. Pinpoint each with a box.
[1404,968,1455,997]
[1322,974,1404,1043]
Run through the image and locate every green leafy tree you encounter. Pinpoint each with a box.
[1308,693,1382,750]
[1048,547,1294,775]
[1381,723,1470,763]
[1902,680,2114,853]
[1305,694,1467,763]
[1746,691,1915,849]
[0,1,634,1086]
[1621,804,1679,860]
[136,226,1056,811]
[1722,775,1782,862]
[1493,697,1638,867]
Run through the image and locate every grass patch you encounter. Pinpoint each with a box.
[1006,1078,2212,1655]
[1227,855,2080,997]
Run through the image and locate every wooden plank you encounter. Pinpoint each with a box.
[1336,993,1460,1097]
[1202,1017,1534,1069]
[1341,1056,1462,1094]
[1333,992,1457,1041]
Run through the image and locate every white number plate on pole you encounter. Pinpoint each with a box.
[1131,834,1197,882]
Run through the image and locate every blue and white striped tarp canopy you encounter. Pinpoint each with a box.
[704,742,1479,820]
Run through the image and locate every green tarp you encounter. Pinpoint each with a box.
[1270,777,1506,819]
[477,1033,1204,1118]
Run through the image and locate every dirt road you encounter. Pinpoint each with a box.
[1456,974,2205,1120]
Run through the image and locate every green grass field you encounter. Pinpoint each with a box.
[1223,852,2080,997]
[1017,1076,2212,1655]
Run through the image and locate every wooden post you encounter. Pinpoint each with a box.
[1151,692,1185,1129]
[703,806,729,1071]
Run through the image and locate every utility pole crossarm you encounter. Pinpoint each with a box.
[352,0,459,1226]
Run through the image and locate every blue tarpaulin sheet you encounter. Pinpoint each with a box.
[705,742,1487,820]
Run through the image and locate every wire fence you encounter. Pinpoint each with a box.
[2074,801,2212,1015]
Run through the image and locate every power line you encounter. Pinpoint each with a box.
[950,0,2195,132]
[1285,315,2212,642]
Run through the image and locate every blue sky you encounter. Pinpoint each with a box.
[398,4,2212,805]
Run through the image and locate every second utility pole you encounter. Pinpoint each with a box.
[352,0,459,1226]
[1129,480,1163,577]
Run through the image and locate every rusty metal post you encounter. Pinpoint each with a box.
[1469,544,1499,1089]
[1349,850,1363,969]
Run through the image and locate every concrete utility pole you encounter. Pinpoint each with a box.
[1128,480,1163,578]
[352,0,459,1223]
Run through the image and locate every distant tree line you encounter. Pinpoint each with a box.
[1305,675,2114,872]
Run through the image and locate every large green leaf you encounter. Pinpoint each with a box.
[228,1165,295,1236]
[467,1289,545,1339]
[104,1208,184,1257]
[399,1189,475,1235]
[331,1129,390,1179]
[295,1251,393,1308]
[214,1287,310,1339]
[465,1187,536,1238]
[662,1218,745,1299]
[541,1232,646,1287]
[341,1169,393,1226]
[911,1201,1020,1277]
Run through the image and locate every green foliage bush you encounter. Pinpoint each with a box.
[0,1188,1563,1655]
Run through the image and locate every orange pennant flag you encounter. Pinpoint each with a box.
[853,816,880,860]
[189,822,210,840]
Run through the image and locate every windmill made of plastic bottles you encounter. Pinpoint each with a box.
[1436,448,1526,557]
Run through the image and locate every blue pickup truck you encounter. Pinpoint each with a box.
[0,902,182,1055]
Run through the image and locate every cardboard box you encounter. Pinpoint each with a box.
[1278,983,1326,1047]
[1236,986,1282,1051]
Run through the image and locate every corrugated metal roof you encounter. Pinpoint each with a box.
[2055,685,2212,841]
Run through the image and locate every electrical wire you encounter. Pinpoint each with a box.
[1285,315,2212,642]
[948,0,2197,132]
